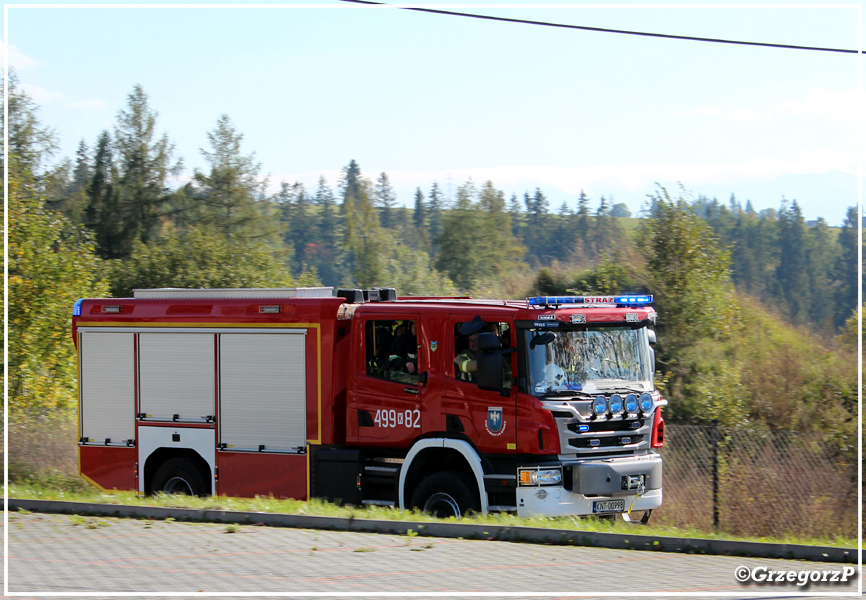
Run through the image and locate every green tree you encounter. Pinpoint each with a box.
[85,131,133,259]
[363,229,458,296]
[4,73,109,416]
[109,226,295,297]
[427,181,444,256]
[191,114,274,242]
[834,207,859,329]
[374,171,397,229]
[310,175,347,287]
[112,85,180,250]
[435,180,524,292]
[775,199,809,323]
[639,186,739,358]
[413,186,426,232]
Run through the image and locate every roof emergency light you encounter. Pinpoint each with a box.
[527,295,652,308]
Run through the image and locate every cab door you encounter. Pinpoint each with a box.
[445,317,518,454]
[347,313,425,447]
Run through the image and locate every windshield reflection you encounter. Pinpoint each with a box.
[525,327,652,396]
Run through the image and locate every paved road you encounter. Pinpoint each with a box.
[6,512,860,599]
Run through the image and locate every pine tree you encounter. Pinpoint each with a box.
[85,131,134,259]
[508,192,523,238]
[374,172,397,229]
[833,206,859,329]
[191,114,273,242]
[113,85,180,249]
[280,181,313,273]
[805,217,838,331]
[428,181,444,256]
[413,187,426,231]
[775,199,810,323]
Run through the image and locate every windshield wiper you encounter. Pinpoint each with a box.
[537,390,580,397]
[595,383,648,393]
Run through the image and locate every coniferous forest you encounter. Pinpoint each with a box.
[6,74,860,443]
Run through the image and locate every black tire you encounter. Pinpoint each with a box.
[621,509,652,525]
[410,471,480,518]
[151,457,209,497]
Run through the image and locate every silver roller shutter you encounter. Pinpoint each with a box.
[79,332,135,444]
[219,332,307,452]
[139,333,215,421]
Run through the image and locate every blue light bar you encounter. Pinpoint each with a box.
[527,295,653,307]
[72,299,84,317]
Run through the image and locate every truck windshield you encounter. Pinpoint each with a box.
[524,326,653,396]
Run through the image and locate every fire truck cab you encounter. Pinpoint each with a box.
[73,288,665,520]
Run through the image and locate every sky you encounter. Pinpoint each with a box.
[4,1,864,225]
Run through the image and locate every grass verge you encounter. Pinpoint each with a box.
[9,482,856,549]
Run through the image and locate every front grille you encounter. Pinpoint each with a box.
[567,419,644,434]
[543,399,652,456]
[569,436,640,449]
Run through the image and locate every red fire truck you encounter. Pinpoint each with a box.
[73,287,665,520]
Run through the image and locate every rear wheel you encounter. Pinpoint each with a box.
[410,471,480,518]
[151,457,209,497]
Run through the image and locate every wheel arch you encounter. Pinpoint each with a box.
[143,448,212,495]
[399,438,488,514]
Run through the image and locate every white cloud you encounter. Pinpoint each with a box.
[0,40,40,70]
[18,82,65,103]
[687,88,865,123]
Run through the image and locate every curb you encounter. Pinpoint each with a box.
[9,498,857,563]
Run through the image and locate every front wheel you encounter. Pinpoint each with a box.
[621,509,652,524]
[151,457,209,497]
[410,471,480,518]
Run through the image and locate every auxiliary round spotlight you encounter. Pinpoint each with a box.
[609,394,624,415]
[639,392,653,412]
[593,395,608,415]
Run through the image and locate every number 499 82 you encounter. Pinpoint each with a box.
[374,409,421,428]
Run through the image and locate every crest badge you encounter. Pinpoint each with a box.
[487,406,504,434]
[430,341,438,352]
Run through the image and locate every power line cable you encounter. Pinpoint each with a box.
[339,0,864,55]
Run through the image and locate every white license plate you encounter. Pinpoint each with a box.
[593,499,625,513]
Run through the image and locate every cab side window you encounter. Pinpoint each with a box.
[365,319,418,384]
[454,321,511,384]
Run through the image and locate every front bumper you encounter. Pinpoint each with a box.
[517,485,662,517]
[515,454,663,517]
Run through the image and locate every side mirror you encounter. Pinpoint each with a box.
[529,331,556,349]
[477,353,505,392]
[476,332,514,395]
[647,329,657,345]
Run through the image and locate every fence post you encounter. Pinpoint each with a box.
[711,419,719,531]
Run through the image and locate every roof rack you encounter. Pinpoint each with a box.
[133,287,334,299]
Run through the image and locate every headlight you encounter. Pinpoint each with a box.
[609,394,623,415]
[593,395,608,415]
[640,392,653,412]
[519,467,563,486]
[625,393,639,413]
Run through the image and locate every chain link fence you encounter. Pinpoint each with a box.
[652,424,858,539]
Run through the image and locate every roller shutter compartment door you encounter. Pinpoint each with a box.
[79,332,135,444]
[138,333,215,421]
[219,332,307,452]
